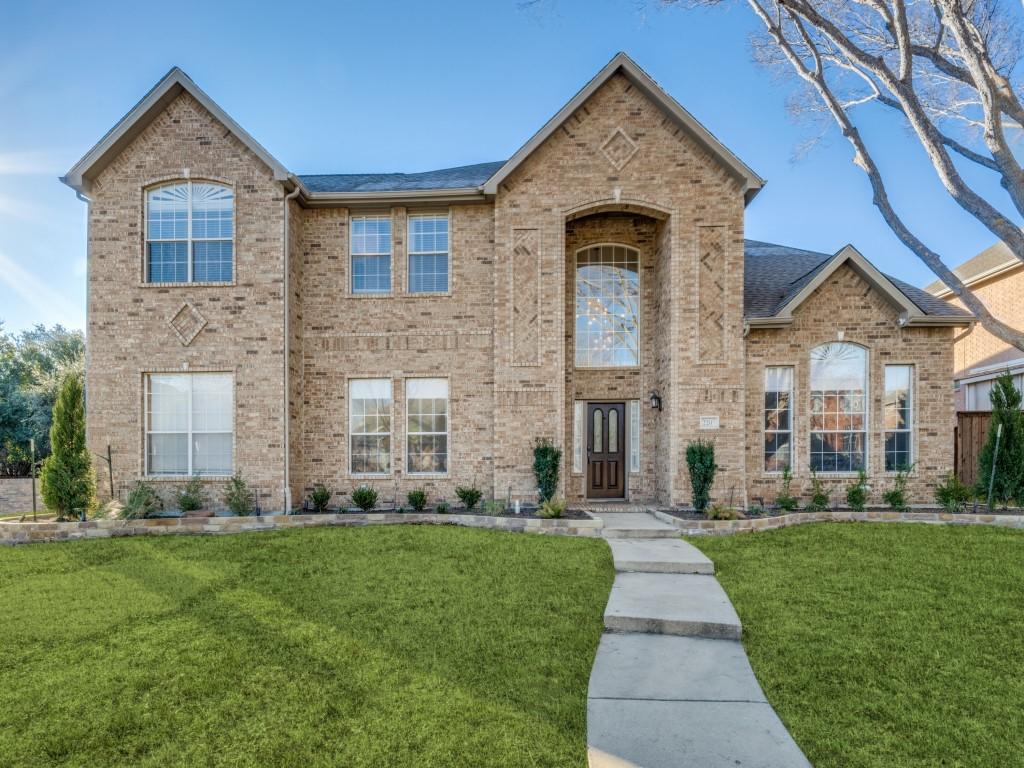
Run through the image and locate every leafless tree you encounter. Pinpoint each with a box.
[663,0,1024,350]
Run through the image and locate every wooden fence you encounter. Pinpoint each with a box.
[955,411,992,487]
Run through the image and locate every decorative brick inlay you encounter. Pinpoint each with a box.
[600,127,639,171]
[512,228,540,366]
[698,226,726,363]
[168,301,207,346]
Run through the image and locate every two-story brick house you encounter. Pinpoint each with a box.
[62,53,971,512]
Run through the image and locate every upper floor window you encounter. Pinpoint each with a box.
[408,214,450,293]
[351,215,391,293]
[884,365,913,471]
[764,366,793,472]
[809,343,867,473]
[146,181,233,283]
[575,244,640,367]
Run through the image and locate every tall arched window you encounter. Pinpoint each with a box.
[146,181,234,283]
[809,342,867,472]
[575,244,640,367]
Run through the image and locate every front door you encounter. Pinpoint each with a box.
[587,402,626,499]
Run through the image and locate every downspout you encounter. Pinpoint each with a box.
[282,177,302,514]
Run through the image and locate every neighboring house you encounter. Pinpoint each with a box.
[925,243,1024,412]
[61,53,971,511]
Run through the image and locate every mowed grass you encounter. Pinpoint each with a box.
[0,526,614,767]
[693,523,1024,768]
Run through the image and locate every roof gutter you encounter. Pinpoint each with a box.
[901,314,974,327]
[300,186,486,207]
[282,176,302,514]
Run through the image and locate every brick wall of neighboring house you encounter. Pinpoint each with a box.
[745,264,956,506]
[0,478,35,514]
[946,265,1024,386]
[87,92,287,509]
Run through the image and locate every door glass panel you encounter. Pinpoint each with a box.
[608,408,618,452]
[593,409,603,452]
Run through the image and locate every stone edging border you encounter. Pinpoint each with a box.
[649,508,1024,535]
[0,512,603,545]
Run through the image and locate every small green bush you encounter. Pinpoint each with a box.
[884,465,913,512]
[776,466,798,511]
[806,467,830,512]
[685,440,717,513]
[455,485,482,510]
[845,469,868,513]
[351,485,378,512]
[407,488,428,512]
[223,473,255,516]
[483,499,505,515]
[121,481,163,520]
[436,500,451,514]
[935,472,971,514]
[538,497,566,519]
[309,483,331,513]
[706,504,740,520]
[533,439,562,503]
[176,475,205,513]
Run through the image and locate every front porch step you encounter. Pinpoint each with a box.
[603,572,741,640]
[608,538,714,574]
[595,511,678,539]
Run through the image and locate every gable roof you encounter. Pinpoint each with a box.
[924,241,1021,297]
[744,240,972,326]
[61,67,292,195]
[481,52,765,202]
[300,162,504,194]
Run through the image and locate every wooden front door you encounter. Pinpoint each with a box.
[587,402,626,499]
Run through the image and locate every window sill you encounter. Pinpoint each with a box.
[406,472,450,479]
[405,291,452,298]
[142,474,234,482]
[348,473,392,480]
[139,281,236,288]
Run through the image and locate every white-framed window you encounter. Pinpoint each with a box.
[884,365,913,471]
[146,181,234,283]
[575,244,640,367]
[351,215,391,293]
[809,343,867,472]
[145,373,233,475]
[573,402,585,473]
[764,366,793,472]
[629,400,641,474]
[408,214,449,293]
[349,379,392,475]
[406,378,448,474]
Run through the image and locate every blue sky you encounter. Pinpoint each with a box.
[0,0,1013,333]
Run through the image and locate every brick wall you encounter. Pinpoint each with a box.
[946,265,1024,378]
[0,478,35,514]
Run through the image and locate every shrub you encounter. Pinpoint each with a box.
[176,475,205,513]
[538,497,566,519]
[483,499,505,515]
[845,469,868,513]
[806,467,830,512]
[935,472,972,514]
[776,466,798,511]
[39,372,96,520]
[533,439,562,503]
[455,485,482,510]
[407,488,428,512]
[223,473,255,516]
[884,465,913,512]
[351,485,378,512]
[685,440,717,512]
[436,500,451,514]
[977,372,1024,505]
[309,483,331,513]
[121,481,163,520]
[706,504,740,520]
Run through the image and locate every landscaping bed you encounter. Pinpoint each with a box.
[0,526,613,767]
[658,504,1024,521]
[301,505,592,520]
[692,523,1024,768]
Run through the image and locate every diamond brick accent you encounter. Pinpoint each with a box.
[600,127,639,171]
[168,301,207,346]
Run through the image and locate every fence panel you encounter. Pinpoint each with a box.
[956,411,992,487]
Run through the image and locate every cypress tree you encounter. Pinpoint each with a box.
[977,372,1024,506]
[40,372,96,520]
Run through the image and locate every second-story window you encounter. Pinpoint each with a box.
[351,215,391,293]
[408,214,449,293]
[146,181,233,283]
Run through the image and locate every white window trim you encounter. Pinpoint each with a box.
[763,366,794,475]
[350,214,392,295]
[628,399,641,474]
[574,243,642,370]
[405,377,450,476]
[407,212,450,294]
[348,378,393,477]
[144,373,234,477]
[808,344,869,475]
[145,180,234,284]
[884,364,914,473]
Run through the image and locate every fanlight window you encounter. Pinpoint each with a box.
[146,181,234,283]
[809,343,867,472]
[575,245,640,367]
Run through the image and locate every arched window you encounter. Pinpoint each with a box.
[809,342,867,472]
[146,181,234,283]
[575,244,640,367]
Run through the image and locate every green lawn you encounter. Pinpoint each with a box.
[0,527,613,767]
[692,523,1024,768]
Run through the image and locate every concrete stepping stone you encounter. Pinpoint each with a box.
[603,573,741,639]
[598,512,679,540]
[608,539,713,574]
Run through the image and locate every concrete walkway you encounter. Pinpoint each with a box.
[588,514,811,768]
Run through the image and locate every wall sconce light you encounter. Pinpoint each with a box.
[649,390,663,411]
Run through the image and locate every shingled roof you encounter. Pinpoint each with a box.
[300,161,505,194]
[924,241,1019,296]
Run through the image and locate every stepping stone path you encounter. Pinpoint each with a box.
[590,512,811,768]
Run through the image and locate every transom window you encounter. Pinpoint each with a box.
[884,365,913,471]
[146,181,233,283]
[145,373,233,475]
[406,378,449,474]
[351,215,391,293]
[349,379,392,474]
[764,366,793,472]
[575,244,640,367]
[409,214,449,293]
[810,343,867,472]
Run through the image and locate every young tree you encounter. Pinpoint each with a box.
[40,371,96,520]
[977,371,1024,504]
[667,0,1024,351]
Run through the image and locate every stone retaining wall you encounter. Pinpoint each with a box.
[0,512,602,545]
[650,508,1024,535]
[0,478,35,514]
